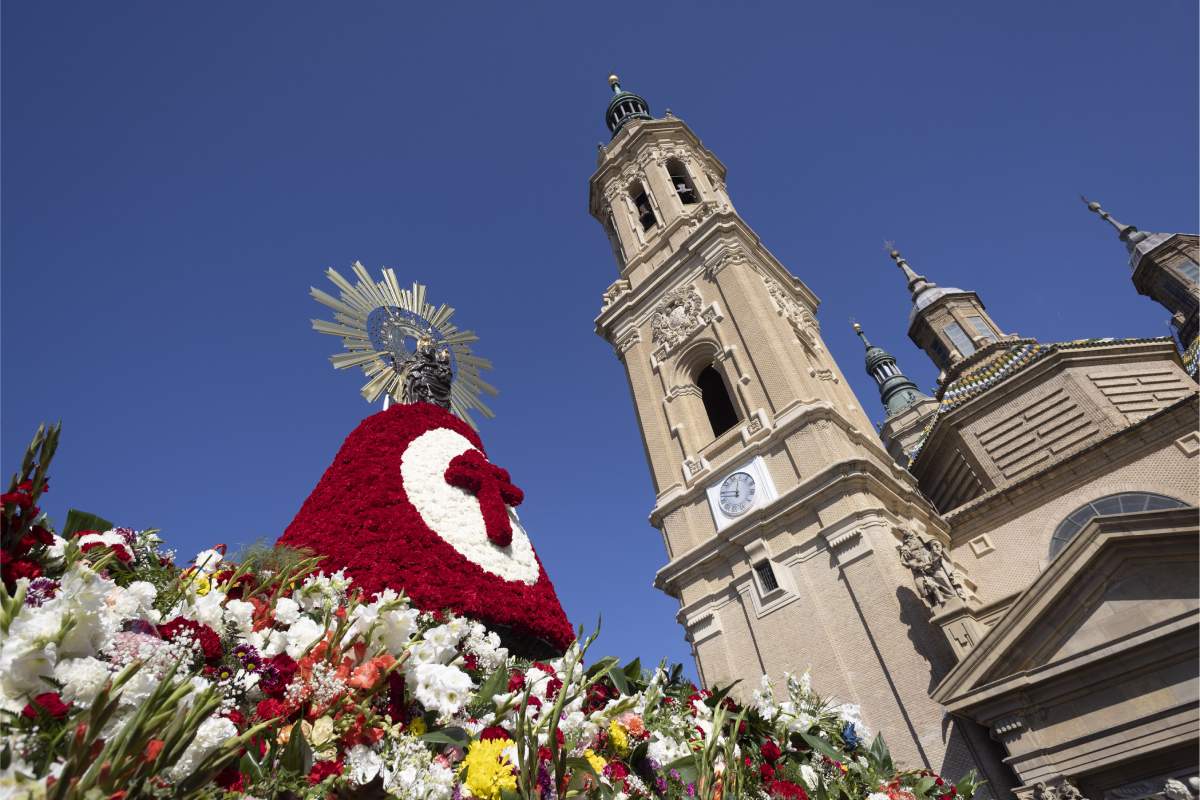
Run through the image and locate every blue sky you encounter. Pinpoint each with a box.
[3,1,1196,679]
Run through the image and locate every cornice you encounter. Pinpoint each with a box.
[589,118,728,202]
[931,506,1200,709]
[652,453,942,596]
[594,212,819,342]
[648,399,923,525]
[943,394,1198,536]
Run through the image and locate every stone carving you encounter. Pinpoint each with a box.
[704,242,746,278]
[897,529,968,609]
[746,417,763,434]
[1057,782,1087,800]
[686,200,719,232]
[601,279,632,312]
[403,337,453,410]
[1033,784,1057,800]
[1163,779,1196,800]
[614,329,641,359]
[809,367,838,383]
[764,275,822,352]
[651,287,705,354]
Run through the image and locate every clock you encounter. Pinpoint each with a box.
[718,471,756,516]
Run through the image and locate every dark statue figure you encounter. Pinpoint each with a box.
[402,336,453,409]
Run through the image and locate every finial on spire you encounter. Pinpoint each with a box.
[608,74,621,92]
[1081,195,1148,249]
[603,74,652,137]
[852,321,872,349]
[884,241,933,297]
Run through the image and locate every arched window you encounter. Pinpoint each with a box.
[629,182,657,231]
[1049,492,1189,558]
[666,158,699,205]
[696,365,739,438]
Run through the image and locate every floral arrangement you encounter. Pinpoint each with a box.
[1,424,982,799]
[277,403,573,657]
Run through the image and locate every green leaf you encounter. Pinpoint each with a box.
[63,509,114,537]
[565,756,598,776]
[473,666,510,707]
[500,790,523,800]
[868,732,894,772]
[608,666,631,696]
[799,731,843,763]
[623,657,642,681]
[280,724,313,775]
[239,752,264,781]
[663,754,699,785]
[585,656,619,681]
[419,726,469,748]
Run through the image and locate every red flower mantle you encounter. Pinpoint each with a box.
[278,403,574,657]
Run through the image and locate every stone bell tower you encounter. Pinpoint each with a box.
[588,77,1013,789]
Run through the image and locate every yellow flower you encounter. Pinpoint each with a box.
[608,720,630,756]
[407,718,427,736]
[460,738,517,800]
[193,573,211,596]
[583,748,607,774]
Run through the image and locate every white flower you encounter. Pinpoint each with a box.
[346,745,383,785]
[223,600,255,634]
[869,793,891,800]
[191,549,224,574]
[53,657,111,704]
[273,597,301,626]
[410,662,472,718]
[801,765,820,789]
[376,606,419,656]
[168,715,237,780]
[126,581,158,614]
[284,617,325,659]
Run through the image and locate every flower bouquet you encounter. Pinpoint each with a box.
[1,424,981,800]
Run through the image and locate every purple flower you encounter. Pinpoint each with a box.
[687,783,696,797]
[113,527,137,544]
[232,643,262,671]
[24,578,59,607]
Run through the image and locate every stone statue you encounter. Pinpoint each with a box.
[1057,780,1088,800]
[1032,784,1057,800]
[897,529,968,609]
[403,336,453,410]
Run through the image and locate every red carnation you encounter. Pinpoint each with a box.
[22,692,71,720]
[760,739,782,763]
[760,763,776,781]
[308,759,344,785]
[260,653,298,698]
[769,780,810,800]
[214,766,246,792]
[157,617,223,661]
[603,761,630,781]
[4,559,42,583]
[479,726,511,741]
[256,699,288,721]
[507,671,526,692]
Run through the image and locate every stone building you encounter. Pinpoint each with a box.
[587,77,1199,799]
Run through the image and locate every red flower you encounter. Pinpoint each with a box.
[769,780,810,800]
[31,525,54,545]
[603,761,630,781]
[0,490,33,509]
[444,450,524,547]
[157,617,223,661]
[307,759,343,784]
[256,699,288,721]
[507,671,526,692]
[260,653,298,698]
[760,763,776,781]
[480,726,512,741]
[760,739,782,764]
[5,559,42,582]
[22,692,71,720]
[214,766,245,792]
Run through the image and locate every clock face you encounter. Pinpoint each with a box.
[718,471,756,517]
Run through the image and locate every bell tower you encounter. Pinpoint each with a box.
[589,78,1012,788]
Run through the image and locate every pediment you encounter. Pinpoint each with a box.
[933,507,1198,709]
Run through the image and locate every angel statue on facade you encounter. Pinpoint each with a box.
[403,336,454,410]
[897,529,968,609]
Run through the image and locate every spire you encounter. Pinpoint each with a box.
[852,322,928,418]
[888,246,934,301]
[1082,196,1149,252]
[605,74,652,138]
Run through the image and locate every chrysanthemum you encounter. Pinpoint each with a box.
[460,737,517,800]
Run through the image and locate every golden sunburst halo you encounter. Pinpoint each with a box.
[311,262,497,428]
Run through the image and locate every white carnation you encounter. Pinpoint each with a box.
[223,599,255,634]
[191,549,224,574]
[273,597,301,626]
[126,581,158,613]
[53,657,111,704]
[346,745,383,785]
[285,617,325,659]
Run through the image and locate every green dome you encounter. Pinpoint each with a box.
[605,75,652,137]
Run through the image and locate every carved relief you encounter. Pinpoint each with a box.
[601,279,632,312]
[651,287,705,354]
[704,243,747,278]
[614,328,641,359]
[808,367,838,383]
[687,201,719,232]
[765,275,822,352]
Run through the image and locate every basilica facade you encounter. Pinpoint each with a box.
[588,78,1199,800]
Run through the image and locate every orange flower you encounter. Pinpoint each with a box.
[144,739,165,761]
